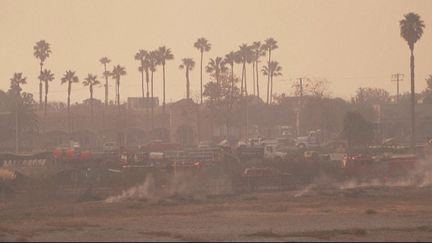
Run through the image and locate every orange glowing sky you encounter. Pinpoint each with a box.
[1,0,432,103]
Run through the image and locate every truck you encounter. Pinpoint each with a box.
[295,130,322,149]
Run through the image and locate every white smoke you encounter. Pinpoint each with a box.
[105,175,157,203]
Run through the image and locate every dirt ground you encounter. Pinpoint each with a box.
[1,183,432,242]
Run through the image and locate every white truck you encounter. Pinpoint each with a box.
[295,130,322,149]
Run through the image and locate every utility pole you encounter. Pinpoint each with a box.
[391,73,404,103]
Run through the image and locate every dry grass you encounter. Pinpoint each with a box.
[45,220,99,231]
[246,228,368,240]
[139,231,202,242]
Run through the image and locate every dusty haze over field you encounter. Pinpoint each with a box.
[1,0,432,103]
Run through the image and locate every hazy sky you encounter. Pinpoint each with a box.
[1,0,432,103]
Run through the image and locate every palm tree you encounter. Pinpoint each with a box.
[33,40,51,110]
[261,61,283,104]
[61,70,79,133]
[111,65,127,109]
[179,58,195,99]
[206,57,228,84]
[39,69,54,115]
[157,46,174,112]
[400,12,425,151]
[99,57,111,107]
[10,73,27,153]
[149,50,160,130]
[82,74,100,124]
[251,41,266,98]
[262,38,278,104]
[238,44,254,96]
[224,51,239,107]
[194,38,211,104]
[134,50,148,100]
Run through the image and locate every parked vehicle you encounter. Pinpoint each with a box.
[295,130,322,149]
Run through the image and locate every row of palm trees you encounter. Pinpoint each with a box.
[33,38,283,118]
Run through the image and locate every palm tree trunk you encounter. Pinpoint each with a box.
[244,64,248,139]
[68,82,71,134]
[141,65,145,99]
[256,57,260,99]
[241,63,245,96]
[151,71,154,130]
[44,80,48,115]
[117,79,120,113]
[252,62,256,96]
[163,64,166,113]
[410,48,416,152]
[90,85,94,125]
[270,74,274,104]
[104,64,108,107]
[200,51,203,104]
[267,50,271,104]
[186,69,190,99]
[39,63,43,110]
[15,96,19,153]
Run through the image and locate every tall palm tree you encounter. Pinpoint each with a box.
[224,51,239,107]
[261,61,283,104]
[206,57,228,84]
[149,50,160,130]
[99,57,111,107]
[238,44,254,97]
[61,70,79,133]
[39,69,54,115]
[82,74,100,124]
[134,50,148,100]
[194,38,211,104]
[251,41,266,98]
[111,65,127,109]
[10,73,27,153]
[179,58,195,99]
[33,40,51,110]
[262,38,278,104]
[400,12,425,151]
[157,46,174,112]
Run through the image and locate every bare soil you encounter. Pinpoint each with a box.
[1,184,432,242]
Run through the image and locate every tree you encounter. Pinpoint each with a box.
[33,40,51,110]
[262,38,278,104]
[179,58,195,99]
[135,50,148,100]
[61,70,79,133]
[149,50,160,130]
[99,57,111,107]
[157,46,174,112]
[203,71,242,136]
[353,87,390,105]
[206,57,228,85]
[9,73,27,152]
[400,12,425,150]
[224,51,240,109]
[238,44,254,96]
[82,74,100,123]
[342,111,374,149]
[251,41,266,98]
[422,75,432,103]
[292,78,330,98]
[39,69,54,115]
[261,61,282,103]
[111,65,127,110]
[194,38,211,104]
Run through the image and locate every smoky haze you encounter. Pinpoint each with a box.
[1,0,432,103]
